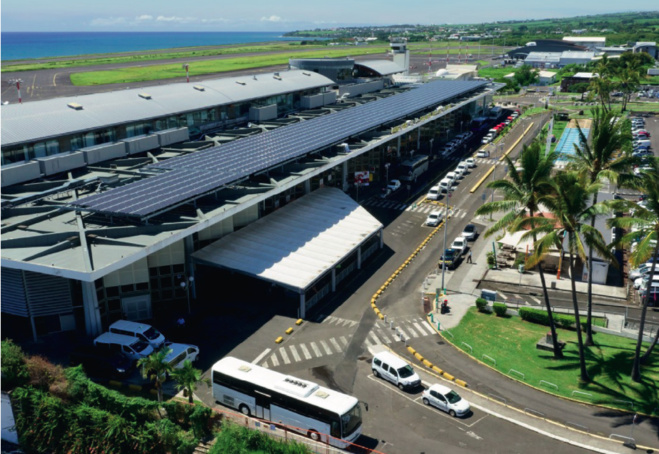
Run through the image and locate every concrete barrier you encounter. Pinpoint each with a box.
[431,365,444,375]
[295,319,303,326]
[422,359,433,368]
[285,327,293,335]
[407,346,416,355]
[443,372,455,381]
[455,379,468,387]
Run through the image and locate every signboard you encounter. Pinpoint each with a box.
[354,171,370,186]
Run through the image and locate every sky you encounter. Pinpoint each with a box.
[1,0,657,32]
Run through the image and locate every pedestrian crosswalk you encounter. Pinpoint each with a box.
[257,316,437,369]
[362,198,468,217]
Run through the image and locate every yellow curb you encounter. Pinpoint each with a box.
[455,379,468,387]
[275,336,283,344]
[414,352,424,362]
[285,327,293,335]
[295,319,303,326]
[128,384,142,392]
[431,365,444,375]
[407,346,416,355]
[378,312,385,320]
[422,359,433,368]
[442,372,455,381]
[108,380,122,387]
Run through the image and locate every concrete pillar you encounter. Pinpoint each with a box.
[416,128,421,150]
[184,235,197,299]
[331,268,336,292]
[357,247,362,270]
[299,292,306,319]
[305,179,311,194]
[82,281,103,338]
[379,229,384,248]
[342,162,349,191]
[397,136,402,158]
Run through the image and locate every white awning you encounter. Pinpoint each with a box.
[192,188,383,292]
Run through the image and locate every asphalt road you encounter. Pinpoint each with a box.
[184,114,659,452]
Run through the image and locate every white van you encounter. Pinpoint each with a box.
[372,351,421,390]
[109,320,166,349]
[94,332,154,361]
[634,139,651,148]
[439,178,454,193]
[426,185,441,201]
[456,161,469,176]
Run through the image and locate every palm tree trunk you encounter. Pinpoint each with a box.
[641,327,659,364]
[569,249,590,382]
[188,386,194,404]
[631,242,659,382]
[537,263,563,358]
[585,192,599,346]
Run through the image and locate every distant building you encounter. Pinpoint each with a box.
[563,37,606,51]
[507,39,587,61]
[561,72,597,91]
[634,42,658,59]
[559,51,596,67]
[525,52,561,68]
[537,71,557,85]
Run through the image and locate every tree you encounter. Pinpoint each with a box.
[567,108,633,346]
[137,347,173,403]
[170,360,210,404]
[525,171,614,382]
[607,157,659,381]
[589,55,614,112]
[514,64,539,87]
[475,141,564,358]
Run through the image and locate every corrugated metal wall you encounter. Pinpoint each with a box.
[1,268,73,318]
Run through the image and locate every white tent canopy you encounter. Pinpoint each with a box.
[192,188,383,292]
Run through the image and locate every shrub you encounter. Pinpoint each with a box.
[493,302,508,317]
[1,339,29,390]
[475,298,488,312]
[24,355,67,394]
[519,307,579,329]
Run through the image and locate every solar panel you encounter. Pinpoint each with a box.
[72,79,490,218]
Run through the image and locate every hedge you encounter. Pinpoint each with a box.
[475,298,488,312]
[518,307,592,330]
[493,302,508,317]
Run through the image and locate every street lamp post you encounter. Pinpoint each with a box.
[441,178,454,292]
[177,275,195,314]
[9,78,23,104]
[182,64,190,83]
[384,163,390,185]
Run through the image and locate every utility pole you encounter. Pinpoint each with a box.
[9,78,23,104]
[182,64,190,83]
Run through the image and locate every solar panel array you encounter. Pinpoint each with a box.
[73,79,488,218]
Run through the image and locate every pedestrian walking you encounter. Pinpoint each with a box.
[467,250,473,264]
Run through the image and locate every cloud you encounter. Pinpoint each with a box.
[89,17,129,27]
[260,15,282,22]
[136,15,153,22]
[156,15,196,23]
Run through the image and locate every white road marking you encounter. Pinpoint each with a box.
[289,345,301,362]
[529,296,541,304]
[377,328,391,343]
[320,340,333,355]
[330,337,342,353]
[252,348,272,364]
[413,322,430,336]
[499,292,508,300]
[299,343,312,360]
[339,336,349,347]
[270,353,280,367]
[368,331,381,345]
[279,348,291,365]
[310,341,322,357]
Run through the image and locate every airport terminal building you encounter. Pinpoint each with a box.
[1,63,502,341]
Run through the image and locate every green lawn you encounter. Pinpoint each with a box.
[69,47,389,85]
[444,308,658,414]
[477,67,513,80]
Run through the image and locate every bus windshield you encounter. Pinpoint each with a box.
[341,402,362,437]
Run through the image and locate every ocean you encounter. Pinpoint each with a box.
[1,31,303,61]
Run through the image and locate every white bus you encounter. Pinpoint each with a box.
[212,357,363,448]
[398,154,429,182]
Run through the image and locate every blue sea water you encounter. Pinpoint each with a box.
[1,31,303,61]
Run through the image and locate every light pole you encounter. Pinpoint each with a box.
[182,64,190,83]
[384,163,390,185]
[429,138,434,156]
[177,274,195,314]
[9,78,23,104]
[441,178,454,292]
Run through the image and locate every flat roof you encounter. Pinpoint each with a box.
[563,37,606,43]
[192,188,383,291]
[1,70,334,147]
[354,60,405,76]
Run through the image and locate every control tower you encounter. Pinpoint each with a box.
[390,40,410,75]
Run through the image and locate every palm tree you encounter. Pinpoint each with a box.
[137,347,173,403]
[525,171,614,382]
[567,108,633,346]
[170,360,209,404]
[475,141,564,358]
[590,55,614,112]
[607,157,659,382]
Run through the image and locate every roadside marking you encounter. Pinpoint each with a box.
[405,324,420,338]
[368,331,380,346]
[320,340,333,355]
[413,322,431,336]
[330,337,342,353]
[299,343,312,360]
[499,292,508,300]
[289,345,301,362]
[252,348,272,364]
[270,353,280,367]
[310,342,322,357]
[529,296,541,304]
[279,348,291,365]
[376,329,391,344]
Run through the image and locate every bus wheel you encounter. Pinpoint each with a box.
[308,430,321,441]
[239,404,250,416]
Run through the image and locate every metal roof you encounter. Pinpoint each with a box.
[563,37,606,43]
[525,52,561,63]
[191,187,383,291]
[560,51,595,59]
[354,60,405,76]
[1,70,334,147]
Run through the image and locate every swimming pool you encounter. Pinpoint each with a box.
[554,127,590,161]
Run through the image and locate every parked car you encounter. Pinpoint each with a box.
[425,210,443,227]
[476,149,490,158]
[465,158,476,168]
[426,185,441,201]
[461,224,478,241]
[163,342,200,370]
[422,383,471,417]
[108,319,166,349]
[439,248,460,270]
[456,162,469,176]
[387,179,402,192]
[70,345,135,379]
[451,237,468,255]
[629,263,656,280]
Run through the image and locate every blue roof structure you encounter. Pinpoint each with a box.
[71,79,487,219]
